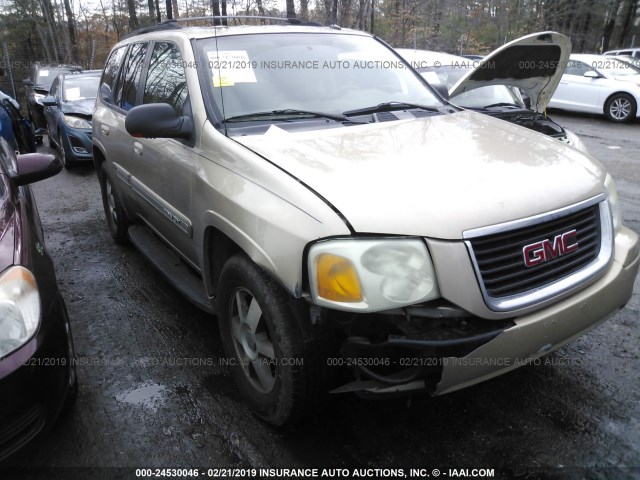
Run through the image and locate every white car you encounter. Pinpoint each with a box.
[548,53,640,122]
[397,32,587,152]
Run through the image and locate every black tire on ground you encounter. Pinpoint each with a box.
[98,163,129,244]
[218,254,327,425]
[30,118,43,145]
[604,93,637,122]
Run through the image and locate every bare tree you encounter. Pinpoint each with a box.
[127,0,139,30]
[300,0,309,20]
[286,0,295,18]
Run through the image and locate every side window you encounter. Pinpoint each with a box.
[565,61,592,76]
[116,42,148,111]
[50,77,60,99]
[100,46,126,105]
[143,42,190,116]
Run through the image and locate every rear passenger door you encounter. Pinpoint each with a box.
[128,41,198,267]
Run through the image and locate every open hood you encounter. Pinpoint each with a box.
[449,32,571,113]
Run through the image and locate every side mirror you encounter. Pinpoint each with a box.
[125,103,192,139]
[42,96,57,107]
[11,153,62,186]
[584,71,600,79]
[22,79,34,86]
[100,83,112,103]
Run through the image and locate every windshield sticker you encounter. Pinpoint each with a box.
[40,70,49,77]
[65,87,81,100]
[208,50,257,86]
[212,76,235,88]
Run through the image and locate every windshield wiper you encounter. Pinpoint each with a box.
[343,102,441,117]
[481,102,524,109]
[224,109,353,123]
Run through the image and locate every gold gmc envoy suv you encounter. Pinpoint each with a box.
[92,19,640,425]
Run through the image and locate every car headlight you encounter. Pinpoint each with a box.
[308,238,440,312]
[0,266,41,359]
[63,115,91,129]
[34,93,45,105]
[605,174,622,232]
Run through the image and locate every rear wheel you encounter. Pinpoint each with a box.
[218,254,325,425]
[604,93,636,122]
[99,164,129,244]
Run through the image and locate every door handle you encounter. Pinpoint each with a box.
[100,124,110,136]
[133,142,143,156]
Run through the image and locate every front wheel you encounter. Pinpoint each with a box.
[59,132,74,169]
[218,254,321,425]
[604,93,636,122]
[99,164,129,244]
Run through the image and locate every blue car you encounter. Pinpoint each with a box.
[43,71,100,169]
[0,89,36,154]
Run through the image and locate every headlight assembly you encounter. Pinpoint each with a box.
[63,115,91,129]
[308,238,440,312]
[604,174,621,232]
[0,266,41,358]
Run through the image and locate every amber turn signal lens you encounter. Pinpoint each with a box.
[315,253,363,302]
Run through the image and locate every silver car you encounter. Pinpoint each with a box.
[92,20,640,425]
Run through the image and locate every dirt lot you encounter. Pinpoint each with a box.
[3,111,640,480]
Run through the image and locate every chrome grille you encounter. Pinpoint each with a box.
[468,203,602,300]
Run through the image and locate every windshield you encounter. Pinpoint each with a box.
[418,65,523,109]
[196,32,443,121]
[36,68,74,88]
[600,59,640,76]
[63,76,100,101]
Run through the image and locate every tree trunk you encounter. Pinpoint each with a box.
[127,0,139,30]
[148,0,155,20]
[287,0,296,18]
[619,0,637,46]
[166,0,172,19]
[112,0,121,40]
[171,0,179,18]
[300,0,309,20]
[29,0,52,63]
[357,0,367,30]
[62,0,78,62]
[256,0,265,16]
[602,0,622,51]
[40,0,60,62]
[213,0,221,25]
[155,0,161,23]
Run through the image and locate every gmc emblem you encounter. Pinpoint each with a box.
[522,230,578,268]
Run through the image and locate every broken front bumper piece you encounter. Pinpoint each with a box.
[331,226,640,396]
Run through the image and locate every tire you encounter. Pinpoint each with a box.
[30,116,43,145]
[218,254,324,425]
[604,93,636,122]
[99,164,129,244]
[59,132,74,169]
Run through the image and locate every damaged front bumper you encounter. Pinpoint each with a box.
[329,226,640,396]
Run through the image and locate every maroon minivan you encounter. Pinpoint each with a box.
[0,137,76,462]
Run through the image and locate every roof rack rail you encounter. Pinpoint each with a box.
[123,15,323,38]
[168,15,321,26]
